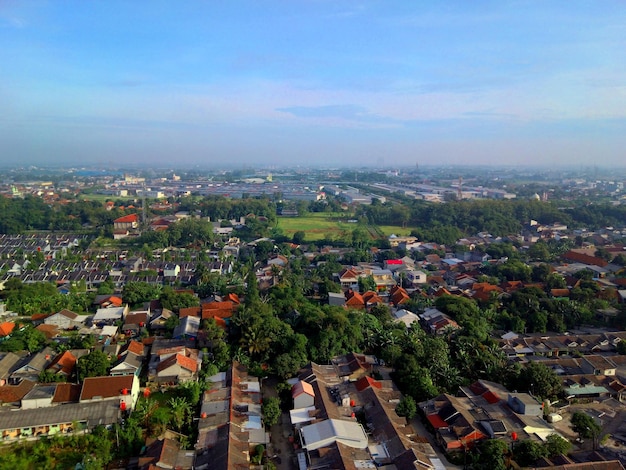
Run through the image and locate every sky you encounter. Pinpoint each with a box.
[1,1,626,169]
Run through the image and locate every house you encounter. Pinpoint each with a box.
[44,309,81,330]
[389,285,410,307]
[93,305,128,325]
[79,375,140,411]
[371,269,396,292]
[140,437,193,469]
[0,352,23,385]
[156,353,199,384]
[0,322,15,337]
[581,355,617,376]
[406,269,428,286]
[35,324,60,340]
[46,351,77,378]
[149,308,174,331]
[292,380,315,409]
[394,309,420,327]
[172,315,200,340]
[344,290,365,309]
[110,353,144,377]
[113,214,139,231]
[9,347,56,384]
[0,379,35,407]
[419,308,460,335]
[337,268,360,291]
[300,419,368,451]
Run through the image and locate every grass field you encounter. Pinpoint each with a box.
[378,225,413,236]
[277,213,355,241]
[277,212,412,242]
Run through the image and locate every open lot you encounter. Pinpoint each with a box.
[277,213,410,242]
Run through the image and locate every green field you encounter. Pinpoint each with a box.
[378,225,413,236]
[277,213,355,241]
[79,193,136,203]
[277,213,411,242]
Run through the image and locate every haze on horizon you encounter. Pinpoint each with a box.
[1,1,625,169]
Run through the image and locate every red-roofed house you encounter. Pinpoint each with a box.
[156,353,199,384]
[292,380,315,409]
[0,322,15,337]
[389,285,410,307]
[113,214,139,230]
[345,290,365,309]
[562,250,609,267]
[355,375,383,392]
[79,375,139,410]
[46,351,77,378]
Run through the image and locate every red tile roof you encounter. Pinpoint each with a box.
[292,380,315,398]
[52,383,81,403]
[47,351,77,376]
[80,375,134,401]
[157,353,198,373]
[179,306,201,318]
[126,340,145,356]
[355,376,382,392]
[0,380,35,404]
[114,214,139,224]
[563,250,609,267]
[0,322,15,337]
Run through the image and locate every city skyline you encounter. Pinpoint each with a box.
[1,1,625,167]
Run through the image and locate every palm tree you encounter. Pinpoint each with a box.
[169,397,191,432]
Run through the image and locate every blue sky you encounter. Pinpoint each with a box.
[1,1,625,168]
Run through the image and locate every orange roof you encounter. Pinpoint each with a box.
[0,322,15,337]
[157,353,198,373]
[114,214,139,224]
[562,250,609,267]
[355,375,382,392]
[80,375,135,401]
[47,351,77,376]
[0,380,36,404]
[292,380,315,398]
[362,291,383,305]
[36,324,60,339]
[202,301,234,311]
[226,293,240,304]
[31,313,51,322]
[179,306,201,318]
[126,340,145,356]
[345,290,365,308]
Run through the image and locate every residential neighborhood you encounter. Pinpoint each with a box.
[1,167,626,469]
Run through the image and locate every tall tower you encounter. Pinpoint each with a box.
[457,176,463,200]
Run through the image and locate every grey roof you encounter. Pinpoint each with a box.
[0,353,23,379]
[0,400,120,431]
[23,384,57,401]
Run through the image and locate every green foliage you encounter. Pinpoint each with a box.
[472,439,508,470]
[122,281,162,306]
[544,433,571,457]
[0,325,47,353]
[77,350,111,381]
[513,439,546,466]
[262,397,281,428]
[571,411,601,439]
[395,395,417,420]
[515,362,562,399]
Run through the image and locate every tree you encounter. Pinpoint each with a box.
[571,411,601,448]
[473,439,508,470]
[77,350,110,381]
[262,397,281,428]
[513,439,546,467]
[292,231,306,244]
[169,396,192,432]
[544,433,571,457]
[395,395,417,420]
[516,361,562,399]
